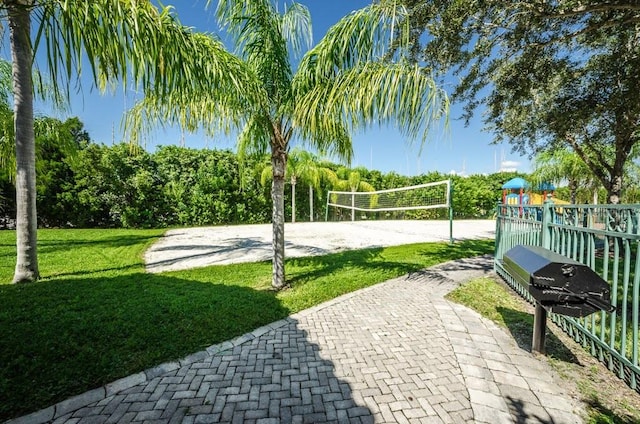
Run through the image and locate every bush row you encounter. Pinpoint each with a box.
[0,122,524,228]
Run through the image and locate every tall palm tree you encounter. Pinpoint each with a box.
[333,168,376,221]
[128,0,448,289]
[3,0,251,283]
[263,148,338,223]
[290,151,337,222]
[532,149,600,204]
[8,1,38,283]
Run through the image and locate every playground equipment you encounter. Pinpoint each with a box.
[501,177,569,206]
[502,177,530,205]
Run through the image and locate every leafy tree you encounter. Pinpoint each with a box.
[187,149,246,226]
[334,168,376,194]
[449,175,499,219]
[62,143,115,227]
[0,163,14,229]
[0,95,14,228]
[66,143,143,228]
[621,161,640,204]
[305,158,339,222]
[0,57,87,228]
[287,149,337,223]
[154,146,212,226]
[378,170,411,191]
[66,144,269,228]
[401,0,640,205]
[34,117,89,227]
[3,0,245,283]
[128,0,447,289]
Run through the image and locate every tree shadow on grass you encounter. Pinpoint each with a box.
[0,272,373,423]
[285,246,424,288]
[286,239,494,289]
[0,233,158,256]
[496,306,579,363]
[37,234,160,253]
[582,397,639,424]
[1,231,163,282]
[0,273,290,420]
[415,239,495,263]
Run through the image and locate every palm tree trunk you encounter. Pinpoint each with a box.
[9,2,39,283]
[271,143,287,289]
[309,185,314,222]
[291,176,296,223]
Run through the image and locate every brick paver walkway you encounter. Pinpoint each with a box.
[10,256,584,424]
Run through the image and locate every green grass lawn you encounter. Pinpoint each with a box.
[0,228,493,421]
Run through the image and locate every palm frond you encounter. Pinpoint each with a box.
[280,2,312,61]
[295,62,448,148]
[124,32,267,143]
[126,91,241,144]
[237,114,273,162]
[292,2,409,94]
[296,118,353,164]
[260,165,273,187]
[0,60,11,104]
[0,102,15,181]
[33,1,239,104]
[216,0,302,105]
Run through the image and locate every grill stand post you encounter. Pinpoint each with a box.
[532,302,547,354]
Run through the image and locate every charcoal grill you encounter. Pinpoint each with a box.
[502,245,615,353]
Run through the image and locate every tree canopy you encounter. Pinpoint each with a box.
[401,0,640,204]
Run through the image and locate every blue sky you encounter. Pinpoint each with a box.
[25,0,529,177]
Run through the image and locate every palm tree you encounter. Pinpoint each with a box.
[333,168,376,221]
[261,148,337,222]
[128,0,448,289]
[291,152,337,222]
[531,149,600,204]
[8,2,39,283]
[3,1,251,283]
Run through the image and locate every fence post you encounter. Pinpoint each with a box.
[494,203,502,260]
[541,196,553,250]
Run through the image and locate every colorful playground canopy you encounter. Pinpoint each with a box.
[502,177,529,190]
[502,178,556,192]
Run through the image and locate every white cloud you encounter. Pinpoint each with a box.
[500,160,520,172]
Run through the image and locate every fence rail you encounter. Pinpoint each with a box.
[495,201,640,391]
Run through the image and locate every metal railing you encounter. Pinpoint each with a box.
[495,200,640,391]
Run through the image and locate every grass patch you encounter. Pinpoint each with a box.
[0,228,165,282]
[0,229,493,420]
[447,277,640,424]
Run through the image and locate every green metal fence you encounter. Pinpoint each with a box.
[495,200,640,391]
